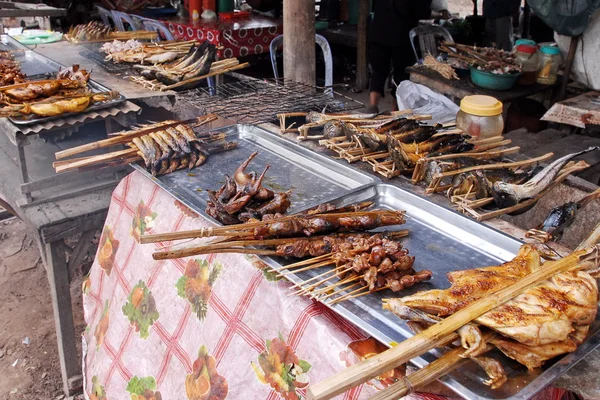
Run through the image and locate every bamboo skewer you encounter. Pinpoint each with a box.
[320,282,363,302]
[55,115,217,160]
[163,62,250,90]
[279,259,334,276]
[306,246,600,400]
[140,210,405,243]
[368,333,498,400]
[55,148,139,173]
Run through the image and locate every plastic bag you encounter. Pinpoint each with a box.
[395,80,459,124]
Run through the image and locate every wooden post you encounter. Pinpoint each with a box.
[557,35,580,101]
[283,0,316,85]
[355,0,369,90]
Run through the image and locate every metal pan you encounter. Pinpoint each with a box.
[0,35,126,125]
[132,123,377,219]
[273,184,600,400]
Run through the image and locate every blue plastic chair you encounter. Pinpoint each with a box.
[111,10,138,31]
[141,19,175,41]
[269,34,333,94]
[96,5,115,28]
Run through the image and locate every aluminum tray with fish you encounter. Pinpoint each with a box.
[132,124,377,219]
[269,184,600,400]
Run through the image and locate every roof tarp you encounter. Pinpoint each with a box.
[527,0,600,35]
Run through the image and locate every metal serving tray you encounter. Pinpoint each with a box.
[0,35,126,125]
[132,124,377,217]
[269,184,600,400]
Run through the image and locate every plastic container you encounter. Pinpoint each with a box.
[514,44,539,85]
[217,0,234,13]
[537,45,561,85]
[513,38,536,50]
[470,67,521,91]
[456,95,504,140]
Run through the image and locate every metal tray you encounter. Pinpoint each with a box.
[269,184,600,400]
[132,124,377,217]
[0,35,126,125]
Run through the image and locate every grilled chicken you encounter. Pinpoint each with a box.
[399,245,540,316]
[385,244,599,385]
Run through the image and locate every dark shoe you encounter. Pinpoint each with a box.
[364,105,379,114]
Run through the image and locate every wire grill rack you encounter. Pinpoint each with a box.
[176,77,364,124]
[79,43,134,75]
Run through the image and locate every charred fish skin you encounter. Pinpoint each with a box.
[539,202,579,239]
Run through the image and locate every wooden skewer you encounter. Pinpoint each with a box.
[326,284,367,304]
[271,253,334,272]
[306,246,600,400]
[368,333,498,400]
[289,266,352,293]
[55,116,217,160]
[279,259,334,276]
[310,275,362,298]
[55,148,139,173]
[163,62,250,90]
[140,210,405,243]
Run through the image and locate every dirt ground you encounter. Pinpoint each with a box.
[0,217,87,400]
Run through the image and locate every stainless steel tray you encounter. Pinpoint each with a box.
[132,124,377,217]
[0,35,126,125]
[269,184,600,400]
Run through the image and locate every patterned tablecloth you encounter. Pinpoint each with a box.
[82,171,572,400]
[161,16,281,59]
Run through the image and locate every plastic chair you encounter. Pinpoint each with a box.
[141,19,175,41]
[111,10,138,31]
[269,34,333,94]
[409,25,453,61]
[96,5,115,28]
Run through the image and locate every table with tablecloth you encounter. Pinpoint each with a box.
[159,15,281,59]
[81,170,575,400]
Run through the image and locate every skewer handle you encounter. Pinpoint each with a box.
[140,227,216,243]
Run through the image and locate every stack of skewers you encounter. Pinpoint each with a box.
[281,111,598,223]
[307,240,600,400]
[0,50,26,86]
[141,204,433,305]
[66,21,158,43]
[53,115,238,176]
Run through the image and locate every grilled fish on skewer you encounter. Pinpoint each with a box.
[166,127,191,153]
[176,124,198,142]
[492,147,600,208]
[535,188,600,240]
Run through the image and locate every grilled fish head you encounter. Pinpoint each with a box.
[492,181,520,208]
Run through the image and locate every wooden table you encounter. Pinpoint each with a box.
[407,66,558,103]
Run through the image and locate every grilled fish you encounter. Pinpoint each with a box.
[166,127,191,153]
[492,147,600,208]
[538,188,600,239]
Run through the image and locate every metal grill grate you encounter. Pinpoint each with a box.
[79,49,134,75]
[176,77,364,124]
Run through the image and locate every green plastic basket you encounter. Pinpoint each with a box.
[470,67,521,91]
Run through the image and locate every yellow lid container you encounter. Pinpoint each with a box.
[460,95,503,116]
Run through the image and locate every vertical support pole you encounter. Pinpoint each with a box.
[522,0,530,39]
[17,144,32,202]
[355,0,369,90]
[557,35,579,102]
[45,240,81,396]
[283,0,316,85]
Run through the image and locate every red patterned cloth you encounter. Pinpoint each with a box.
[161,16,281,59]
[82,171,572,400]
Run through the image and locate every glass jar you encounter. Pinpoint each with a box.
[456,95,504,140]
[514,44,539,85]
[537,45,561,85]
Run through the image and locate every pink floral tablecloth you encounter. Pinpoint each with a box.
[82,171,574,400]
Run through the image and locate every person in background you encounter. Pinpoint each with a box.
[367,0,450,113]
[483,0,521,51]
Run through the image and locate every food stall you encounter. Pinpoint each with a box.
[1,10,599,400]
